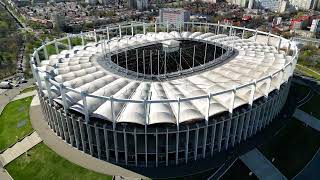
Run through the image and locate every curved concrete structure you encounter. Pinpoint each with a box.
[30,22,298,167]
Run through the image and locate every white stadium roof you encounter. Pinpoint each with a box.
[36,31,293,125]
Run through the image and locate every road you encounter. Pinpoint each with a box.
[0,80,35,114]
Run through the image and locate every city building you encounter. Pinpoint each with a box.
[85,0,97,5]
[290,16,310,30]
[289,0,318,10]
[128,0,148,10]
[159,8,190,27]
[310,19,320,32]
[30,22,297,167]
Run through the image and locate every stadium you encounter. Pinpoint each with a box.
[30,22,298,167]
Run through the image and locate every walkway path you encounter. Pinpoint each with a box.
[12,90,36,101]
[292,108,320,180]
[0,168,13,180]
[293,109,320,131]
[240,148,287,180]
[29,95,147,179]
[0,80,34,114]
[0,132,42,166]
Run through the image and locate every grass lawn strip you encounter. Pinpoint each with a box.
[6,143,112,180]
[20,86,37,94]
[259,119,320,178]
[0,96,33,151]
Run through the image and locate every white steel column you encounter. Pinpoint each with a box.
[143,50,145,76]
[231,114,239,147]
[43,43,48,60]
[67,33,72,50]
[58,110,68,141]
[204,43,207,64]
[81,91,89,122]
[210,123,217,156]
[79,120,86,152]
[118,25,122,38]
[103,125,109,161]
[202,126,208,158]
[123,129,128,165]
[81,31,85,45]
[237,111,245,143]
[253,106,262,134]
[94,124,101,159]
[71,115,80,149]
[54,38,59,54]
[249,107,257,137]
[134,128,138,166]
[158,50,160,76]
[106,27,110,40]
[166,128,169,166]
[125,51,128,70]
[277,37,282,51]
[94,29,97,43]
[176,131,179,165]
[185,126,189,164]
[192,45,196,68]
[194,125,199,161]
[155,128,158,167]
[136,49,139,76]
[131,24,134,36]
[114,131,118,163]
[150,51,153,75]
[86,124,94,156]
[217,121,224,152]
[179,48,182,72]
[164,50,167,74]
[224,118,232,150]
[254,29,258,42]
[214,44,217,60]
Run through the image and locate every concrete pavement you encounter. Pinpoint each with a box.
[0,132,42,166]
[292,108,320,180]
[293,109,320,131]
[0,168,13,180]
[0,80,34,114]
[29,95,147,179]
[240,148,287,180]
[12,90,36,101]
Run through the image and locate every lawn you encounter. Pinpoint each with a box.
[0,97,33,151]
[20,86,37,94]
[295,65,320,80]
[220,160,258,180]
[6,143,112,180]
[259,119,320,178]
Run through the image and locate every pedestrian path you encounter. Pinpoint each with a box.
[12,90,37,101]
[240,148,287,180]
[0,132,42,166]
[0,168,13,180]
[293,109,320,131]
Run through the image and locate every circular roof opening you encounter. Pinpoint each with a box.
[97,39,233,81]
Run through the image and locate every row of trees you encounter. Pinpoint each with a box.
[0,6,22,79]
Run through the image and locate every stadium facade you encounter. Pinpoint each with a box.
[31,22,298,167]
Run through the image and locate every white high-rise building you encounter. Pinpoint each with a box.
[289,0,318,10]
[159,8,190,27]
[128,0,148,10]
[311,19,320,32]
